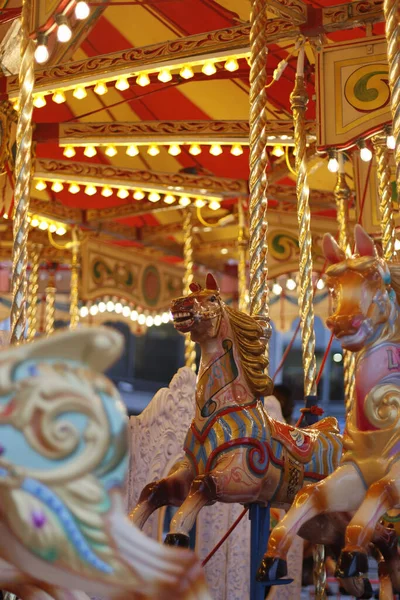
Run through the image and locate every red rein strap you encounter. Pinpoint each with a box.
[201,506,248,567]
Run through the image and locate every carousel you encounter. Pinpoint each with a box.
[0,0,398,599]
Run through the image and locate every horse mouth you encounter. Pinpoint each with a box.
[172,311,195,332]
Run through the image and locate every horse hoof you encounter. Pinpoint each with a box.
[360,578,373,599]
[336,550,369,578]
[164,533,190,548]
[256,557,287,582]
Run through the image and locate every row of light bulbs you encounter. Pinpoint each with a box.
[29,215,67,236]
[79,299,172,328]
[326,134,395,173]
[271,277,325,295]
[34,179,223,210]
[60,142,245,158]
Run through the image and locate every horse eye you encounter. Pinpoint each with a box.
[210,296,216,302]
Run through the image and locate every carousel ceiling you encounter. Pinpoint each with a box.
[0,0,391,288]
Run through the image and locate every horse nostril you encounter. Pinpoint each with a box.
[351,315,363,329]
[326,317,334,330]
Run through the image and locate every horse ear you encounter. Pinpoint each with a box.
[206,273,219,291]
[355,224,376,257]
[322,233,345,264]
[189,282,202,293]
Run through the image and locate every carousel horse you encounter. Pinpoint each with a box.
[257,225,400,594]
[0,328,208,600]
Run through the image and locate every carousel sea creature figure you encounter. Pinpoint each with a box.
[0,327,209,600]
[257,225,400,593]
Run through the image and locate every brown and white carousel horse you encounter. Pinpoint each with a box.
[258,225,400,595]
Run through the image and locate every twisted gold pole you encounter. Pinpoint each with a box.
[372,133,396,261]
[238,198,248,313]
[183,210,196,371]
[26,244,42,342]
[45,267,56,338]
[70,229,80,330]
[313,544,327,600]
[10,0,34,345]
[384,0,400,194]
[334,154,355,414]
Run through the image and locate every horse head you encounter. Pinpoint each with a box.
[323,224,396,351]
[170,273,224,343]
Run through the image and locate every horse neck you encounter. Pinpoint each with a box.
[355,298,400,369]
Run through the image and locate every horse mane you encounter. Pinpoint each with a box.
[225,305,272,398]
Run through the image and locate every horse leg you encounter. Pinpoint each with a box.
[338,460,400,580]
[129,458,195,529]
[256,463,366,583]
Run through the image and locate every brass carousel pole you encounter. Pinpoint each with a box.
[183,210,196,371]
[372,132,396,261]
[10,0,35,345]
[384,0,400,194]
[45,264,56,337]
[26,244,42,342]
[69,228,80,330]
[238,198,248,313]
[291,46,326,599]
[334,154,355,413]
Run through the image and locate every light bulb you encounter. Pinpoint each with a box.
[31,218,39,228]
[360,146,372,162]
[106,301,115,312]
[333,353,343,363]
[210,143,223,156]
[68,183,80,194]
[85,184,97,196]
[73,86,87,100]
[89,305,99,316]
[168,144,181,156]
[230,144,243,156]
[130,310,138,321]
[146,315,154,327]
[117,188,129,199]
[51,181,64,193]
[179,196,191,207]
[49,224,57,233]
[147,145,160,156]
[209,200,221,211]
[189,143,202,156]
[387,134,396,150]
[80,306,89,318]
[136,73,150,87]
[3,214,7,219]
[317,278,325,290]
[115,76,129,91]
[286,278,296,291]
[98,302,106,313]
[202,62,216,76]
[328,157,339,173]
[395,239,400,251]
[52,90,66,104]
[57,18,72,43]
[34,39,49,64]
[56,226,67,236]
[115,302,123,314]
[133,190,145,200]
[272,282,282,295]
[101,186,113,197]
[164,194,176,204]
[94,81,108,95]
[84,145,97,158]
[194,198,206,208]
[158,69,172,83]
[35,180,47,191]
[180,65,194,79]
[126,144,139,157]
[148,192,160,202]
[105,145,118,157]
[221,248,228,255]
[33,94,47,108]
[63,145,76,158]
[224,57,239,72]
[39,221,48,230]
[138,314,146,325]
[154,315,162,326]
[272,145,284,158]
[75,1,90,20]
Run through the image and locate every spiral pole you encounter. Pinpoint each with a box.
[45,266,56,338]
[26,244,42,342]
[384,0,400,194]
[10,0,34,345]
[183,210,196,371]
[334,154,355,413]
[238,198,249,313]
[372,133,396,262]
[248,0,270,346]
[70,230,80,330]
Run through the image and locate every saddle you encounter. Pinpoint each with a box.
[271,417,340,464]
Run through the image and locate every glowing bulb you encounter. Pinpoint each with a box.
[3,214,7,220]
[209,143,223,156]
[179,196,191,207]
[115,76,129,91]
[114,302,122,314]
[49,224,57,233]
[73,86,87,99]
[189,143,202,156]
[63,145,76,158]
[272,282,282,295]
[130,310,138,321]
[98,302,106,313]
[52,90,66,104]
[75,1,90,19]
[122,306,131,318]
[105,145,117,157]
[168,144,181,156]
[209,200,221,211]
[202,62,216,76]
[80,306,89,318]
[136,73,150,87]
[51,181,64,193]
[85,184,97,196]
[33,94,47,108]
[34,42,49,64]
[317,278,325,290]
[161,312,170,323]
[180,65,194,79]
[194,198,206,208]
[221,248,228,255]
[106,301,115,312]
[138,314,146,325]
[360,146,372,162]
[147,144,160,156]
[56,226,67,236]
[286,278,296,291]
[126,144,139,157]
[230,144,243,156]
[84,145,97,158]
[68,183,80,194]
[31,218,39,228]
[12,100,20,112]
[272,145,285,157]
[387,135,396,150]
[224,57,239,72]
[117,188,129,199]
[57,21,72,43]
[328,157,339,173]
[333,353,343,363]
[89,305,99,316]
[94,81,108,95]
[158,69,172,83]
[39,221,48,230]
[146,315,154,327]
[164,194,176,204]
[133,190,145,200]
[154,315,162,326]
[101,186,113,198]
[148,192,161,202]
[35,180,47,191]
[395,239,400,251]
